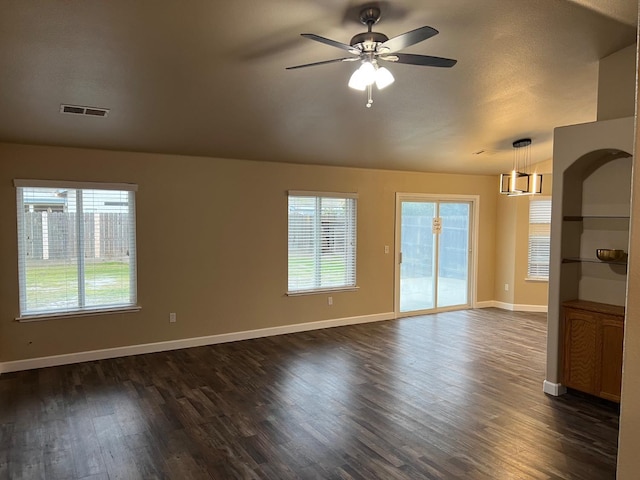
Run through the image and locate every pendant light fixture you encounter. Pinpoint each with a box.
[499,138,543,195]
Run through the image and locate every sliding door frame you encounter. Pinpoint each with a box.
[394,193,480,318]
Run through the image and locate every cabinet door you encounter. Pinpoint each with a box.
[563,308,598,395]
[598,317,624,402]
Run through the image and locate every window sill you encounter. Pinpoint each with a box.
[16,305,141,323]
[286,286,359,296]
[525,277,548,283]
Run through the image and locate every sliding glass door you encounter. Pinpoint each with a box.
[396,195,473,316]
[398,201,437,312]
[437,202,470,308]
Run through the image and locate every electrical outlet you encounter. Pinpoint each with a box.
[169,312,177,323]
[504,284,509,292]
[328,296,333,306]
[384,245,389,254]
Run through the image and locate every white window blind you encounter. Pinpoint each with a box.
[288,192,357,293]
[528,196,552,280]
[15,180,138,317]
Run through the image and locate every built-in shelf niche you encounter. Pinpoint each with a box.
[560,151,632,307]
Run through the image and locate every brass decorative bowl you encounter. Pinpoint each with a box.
[596,249,626,262]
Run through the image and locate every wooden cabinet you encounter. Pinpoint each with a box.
[562,300,624,402]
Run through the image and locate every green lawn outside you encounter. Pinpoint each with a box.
[25,260,131,310]
[288,255,348,284]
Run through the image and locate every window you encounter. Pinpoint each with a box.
[288,191,357,294]
[15,180,138,318]
[528,196,552,280]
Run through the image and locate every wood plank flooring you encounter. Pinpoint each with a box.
[0,309,620,479]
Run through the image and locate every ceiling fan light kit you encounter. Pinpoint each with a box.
[348,60,376,90]
[286,7,457,107]
[499,138,543,196]
[348,60,395,107]
[374,66,394,89]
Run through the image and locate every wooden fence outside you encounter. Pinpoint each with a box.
[23,212,131,260]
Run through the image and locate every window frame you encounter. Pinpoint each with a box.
[287,190,358,296]
[14,179,139,321]
[526,195,552,282]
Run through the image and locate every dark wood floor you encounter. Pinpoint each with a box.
[0,309,619,479]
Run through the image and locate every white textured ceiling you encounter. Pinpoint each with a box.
[0,0,636,174]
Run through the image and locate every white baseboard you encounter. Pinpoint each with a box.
[0,312,395,374]
[474,301,496,309]
[479,301,547,313]
[543,380,567,396]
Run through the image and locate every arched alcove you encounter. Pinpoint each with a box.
[560,149,632,306]
[545,116,635,397]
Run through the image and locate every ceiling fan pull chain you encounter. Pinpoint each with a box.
[366,84,373,108]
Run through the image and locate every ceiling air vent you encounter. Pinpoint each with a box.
[471,149,496,156]
[60,104,110,117]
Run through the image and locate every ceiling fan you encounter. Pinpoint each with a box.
[286,6,457,107]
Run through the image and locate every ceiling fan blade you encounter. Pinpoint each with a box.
[379,26,439,53]
[381,53,457,67]
[286,57,359,70]
[301,33,358,53]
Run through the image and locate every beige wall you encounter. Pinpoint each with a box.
[617,20,640,477]
[0,142,498,363]
[597,43,637,121]
[514,160,553,308]
[494,159,552,308]
[494,194,517,305]
[617,143,640,476]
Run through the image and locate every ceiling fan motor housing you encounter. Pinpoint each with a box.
[350,31,389,52]
[352,7,387,52]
